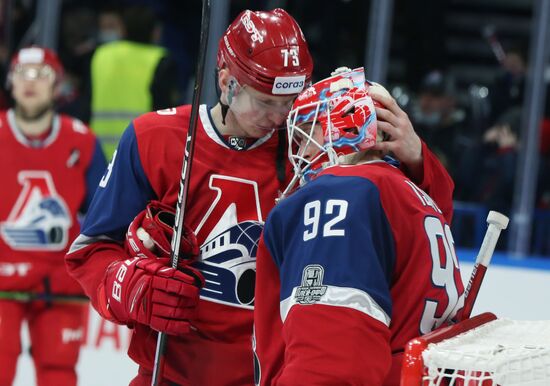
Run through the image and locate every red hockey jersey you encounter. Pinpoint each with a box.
[0,109,106,295]
[254,162,464,386]
[66,104,455,385]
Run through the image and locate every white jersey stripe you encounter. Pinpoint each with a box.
[280,285,391,326]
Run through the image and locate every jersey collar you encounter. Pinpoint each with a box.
[200,104,274,150]
[7,108,60,148]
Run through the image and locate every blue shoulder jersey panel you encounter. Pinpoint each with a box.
[263,173,396,320]
[81,138,108,215]
[80,124,156,240]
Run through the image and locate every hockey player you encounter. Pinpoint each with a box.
[0,47,107,386]
[253,68,464,386]
[66,9,455,386]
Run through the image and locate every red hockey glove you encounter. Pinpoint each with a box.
[125,200,200,260]
[101,201,204,335]
[103,256,203,335]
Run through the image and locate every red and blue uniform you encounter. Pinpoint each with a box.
[0,108,106,386]
[67,105,288,385]
[66,104,456,385]
[254,161,464,386]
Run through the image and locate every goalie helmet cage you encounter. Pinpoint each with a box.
[401,312,550,386]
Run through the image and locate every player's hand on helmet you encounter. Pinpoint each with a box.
[101,201,204,335]
[368,83,423,169]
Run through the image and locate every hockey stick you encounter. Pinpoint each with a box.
[0,291,89,304]
[150,1,211,385]
[460,210,509,320]
[482,25,506,65]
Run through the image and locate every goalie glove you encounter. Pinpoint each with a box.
[100,201,204,335]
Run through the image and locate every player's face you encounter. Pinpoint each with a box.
[296,122,324,160]
[11,64,56,118]
[230,83,295,138]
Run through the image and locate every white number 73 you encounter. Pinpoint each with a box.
[281,48,300,67]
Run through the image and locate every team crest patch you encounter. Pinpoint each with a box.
[195,220,261,308]
[0,171,72,250]
[295,264,327,304]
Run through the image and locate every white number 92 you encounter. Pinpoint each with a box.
[303,199,348,241]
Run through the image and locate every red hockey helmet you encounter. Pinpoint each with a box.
[217,8,313,96]
[8,46,64,84]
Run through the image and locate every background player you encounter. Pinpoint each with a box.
[253,68,464,386]
[66,9,455,386]
[0,46,107,386]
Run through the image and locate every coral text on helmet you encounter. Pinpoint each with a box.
[272,75,306,95]
[241,11,264,43]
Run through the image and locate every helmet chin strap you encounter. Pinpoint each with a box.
[220,100,229,125]
[219,78,237,125]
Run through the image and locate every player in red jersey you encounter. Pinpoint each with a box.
[0,47,107,386]
[253,68,464,386]
[66,9,455,386]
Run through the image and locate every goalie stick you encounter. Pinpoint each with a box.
[460,210,509,320]
[150,1,211,385]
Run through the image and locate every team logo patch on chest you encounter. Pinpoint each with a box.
[1,171,72,250]
[295,264,328,304]
[192,174,266,309]
[195,220,261,309]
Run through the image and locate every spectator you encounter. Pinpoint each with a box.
[488,44,527,124]
[57,5,98,123]
[90,5,179,158]
[410,70,473,186]
[0,46,106,386]
[467,107,521,214]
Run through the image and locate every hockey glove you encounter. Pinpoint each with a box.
[101,201,204,335]
[103,256,203,335]
[125,200,200,260]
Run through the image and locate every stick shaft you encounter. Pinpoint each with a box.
[461,223,504,320]
[150,1,211,385]
[0,291,89,304]
[461,264,487,320]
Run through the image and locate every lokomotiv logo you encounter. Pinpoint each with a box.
[272,75,306,95]
[1,171,72,251]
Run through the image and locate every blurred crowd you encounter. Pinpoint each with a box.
[403,48,550,251]
[0,0,548,253]
[0,1,207,120]
[408,49,550,215]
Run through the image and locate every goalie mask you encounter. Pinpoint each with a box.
[283,67,378,196]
